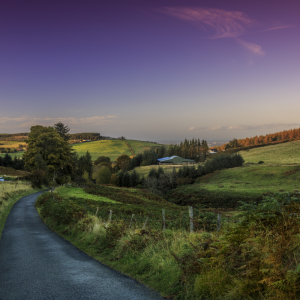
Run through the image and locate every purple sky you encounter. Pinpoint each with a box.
[1,0,300,142]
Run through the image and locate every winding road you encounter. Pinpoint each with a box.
[0,191,164,300]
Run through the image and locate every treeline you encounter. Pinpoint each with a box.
[0,154,25,170]
[217,127,300,151]
[115,153,244,195]
[165,138,209,161]
[68,133,101,141]
[0,133,28,141]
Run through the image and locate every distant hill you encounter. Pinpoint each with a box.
[71,139,165,161]
[217,127,300,151]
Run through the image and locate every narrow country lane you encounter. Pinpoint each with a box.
[0,191,164,300]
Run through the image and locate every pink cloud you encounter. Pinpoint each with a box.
[236,38,265,56]
[157,7,258,38]
[263,25,293,32]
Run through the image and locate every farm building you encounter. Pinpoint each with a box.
[157,156,196,165]
[209,149,218,154]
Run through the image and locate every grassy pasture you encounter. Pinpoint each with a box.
[0,166,29,178]
[72,139,165,161]
[0,140,26,147]
[238,140,300,164]
[167,163,300,208]
[0,152,24,159]
[131,164,198,177]
[55,186,120,204]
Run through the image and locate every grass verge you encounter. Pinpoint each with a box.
[36,189,300,299]
[0,181,42,239]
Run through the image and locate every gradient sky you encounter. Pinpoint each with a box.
[1,0,300,143]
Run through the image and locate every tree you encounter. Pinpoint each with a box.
[23,125,73,180]
[96,167,112,184]
[2,153,13,167]
[94,156,111,165]
[53,122,70,142]
[116,154,131,171]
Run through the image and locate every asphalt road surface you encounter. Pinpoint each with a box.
[0,191,164,300]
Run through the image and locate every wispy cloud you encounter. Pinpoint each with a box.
[157,7,291,60]
[188,123,300,131]
[263,25,293,32]
[157,7,258,39]
[236,38,265,56]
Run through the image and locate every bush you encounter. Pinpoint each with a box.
[110,174,119,186]
[177,177,194,186]
[74,176,87,186]
[96,167,111,184]
[26,170,49,188]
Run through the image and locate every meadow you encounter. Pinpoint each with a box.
[238,139,300,164]
[0,166,29,178]
[130,164,186,177]
[72,139,165,161]
[0,152,24,159]
[167,163,300,208]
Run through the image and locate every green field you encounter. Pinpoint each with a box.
[167,162,300,208]
[55,186,120,203]
[72,139,165,161]
[131,164,199,177]
[238,140,300,164]
[0,152,24,159]
[0,141,26,146]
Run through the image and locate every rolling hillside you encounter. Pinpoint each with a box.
[238,140,300,164]
[167,140,300,208]
[72,139,165,161]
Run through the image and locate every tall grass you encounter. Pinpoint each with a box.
[37,191,300,299]
[0,181,42,238]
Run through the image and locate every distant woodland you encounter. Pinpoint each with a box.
[216,127,300,151]
[0,132,101,142]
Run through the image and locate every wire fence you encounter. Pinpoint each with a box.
[51,188,223,232]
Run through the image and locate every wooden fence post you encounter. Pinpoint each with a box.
[108,210,112,223]
[189,206,193,233]
[95,207,99,216]
[143,217,149,229]
[162,209,166,231]
[217,213,221,231]
[129,214,134,229]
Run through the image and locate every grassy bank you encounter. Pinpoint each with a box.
[36,188,300,299]
[0,181,42,239]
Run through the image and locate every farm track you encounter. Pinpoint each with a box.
[125,140,135,156]
[0,191,163,300]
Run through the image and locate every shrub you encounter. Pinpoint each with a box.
[26,170,49,188]
[110,174,119,186]
[96,167,111,184]
[177,177,194,186]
